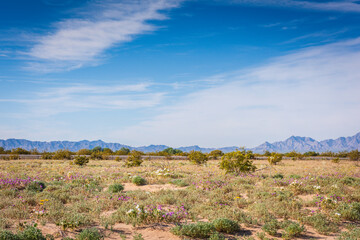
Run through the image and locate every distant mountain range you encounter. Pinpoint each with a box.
[0,132,359,153]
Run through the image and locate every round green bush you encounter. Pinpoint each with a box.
[209,232,225,240]
[26,181,46,193]
[124,150,143,167]
[188,151,208,165]
[77,228,103,240]
[108,183,124,193]
[220,150,256,174]
[338,202,360,221]
[171,222,215,238]
[74,156,89,166]
[212,218,240,234]
[0,230,18,240]
[283,222,305,239]
[262,219,280,236]
[132,176,146,186]
[17,226,47,240]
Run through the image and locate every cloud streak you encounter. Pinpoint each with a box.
[0,83,165,116]
[115,37,360,147]
[230,0,360,13]
[27,0,182,72]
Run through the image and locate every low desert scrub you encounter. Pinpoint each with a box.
[0,158,358,239]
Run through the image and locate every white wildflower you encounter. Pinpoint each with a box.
[126,209,134,214]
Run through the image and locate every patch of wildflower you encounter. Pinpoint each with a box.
[39,199,49,205]
[0,176,36,188]
[126,204,189,225]
[31,199,49,218]
[314,194,345,211]
[153,168,172,177]
[289,180,304,193]
[118,195,131,201]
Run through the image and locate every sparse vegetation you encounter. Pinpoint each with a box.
[219,149,256,174]
[0,155,358,239]
[124,150,143,167]
[73,156,89,166]
[132,176,146,185]
[188,150,208,165]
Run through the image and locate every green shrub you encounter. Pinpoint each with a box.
[170,179,189,187]
[268,153,282,165]
[282,222,305,239]
[338,227,360,240]
[188,151,208,165]
[220,149,256,174]
[209,232,225,240]
[115,147,130,155]
[26,181,46,193]
[0,230,18,240]
[132,176,146,186]
[162,147,183,155]
[77,228,103,240]
[73,156,89,166]
[208,150,224,160]
[17,226,47,240]
[41,152,53,160]
[171,222,215,238]
[108,183,124,193]
[262,219,280,236]
[332,157,340,163]
[289,174,301,179]
[90,151,104,160]
[348,150,360,162]
[233,211,258,226]
[212,218,240,234]
[337,202,360,221]
[301,213,338,235]
[272,173,284,179]
[124,150,143,167]
[52,150,72,160]
[341,177,357,185]
[76,149,92,155]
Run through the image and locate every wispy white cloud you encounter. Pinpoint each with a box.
[230,0,360,13]
[0,83,165,116]
[26,0,182,72]
[115,37,360,147]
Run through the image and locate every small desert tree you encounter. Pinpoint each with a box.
[219,149,256,174]
[349,150,360,165]
[77,149,92,155]
[268,152,283,165]
[73,156,89,166]
[124,150,143,167]
[208,150,224,160]
[115,147,130,155]
[162,147,183,155]
[286,150,303,160]
[52,149,72,160]
[188,150,208,165]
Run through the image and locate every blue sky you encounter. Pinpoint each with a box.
[0,0,360,148]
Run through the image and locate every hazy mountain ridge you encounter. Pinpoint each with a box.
[0,132,359,153]
[251,133,360,153]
